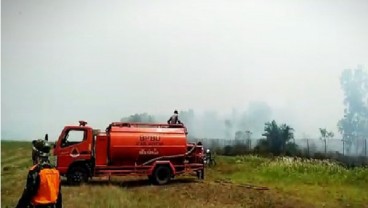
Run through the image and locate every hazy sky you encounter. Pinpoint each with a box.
[2,0,368,140]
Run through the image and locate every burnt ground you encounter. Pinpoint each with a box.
[82,177,316,208]
[3,141,366,208]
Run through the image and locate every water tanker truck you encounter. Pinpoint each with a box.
[53,121,205,185]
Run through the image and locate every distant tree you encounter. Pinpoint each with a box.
[120,113,155,123]
[256,120,295,155]
[234,131,244,140]
[209,139,220,153]
[245,130,253,149]
[244,130,252,139]
[319,128,334,155]
[280,124,294,145]
[232,130,252,154]
[223,145,234,156]
[224,119,233,139]
[337,66,368,154]
[233,130,252,149]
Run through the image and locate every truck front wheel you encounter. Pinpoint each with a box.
[67,166,88,185]
[152,165,171,185]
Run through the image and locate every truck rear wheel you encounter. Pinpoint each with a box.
[67,166,88,186]
[152,165,171,185]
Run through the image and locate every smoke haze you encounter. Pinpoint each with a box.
[2,0,368,141]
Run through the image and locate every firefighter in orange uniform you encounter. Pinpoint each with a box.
[16,140,62,208]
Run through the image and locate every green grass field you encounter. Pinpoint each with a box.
[1,141,368,208]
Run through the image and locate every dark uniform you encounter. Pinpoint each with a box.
[31,140,41,165]
[167,110,182,125]
[206,149,212,161]
[17,141,62,208]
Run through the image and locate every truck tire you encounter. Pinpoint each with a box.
[67,166,88,186]
[152,165,171,185]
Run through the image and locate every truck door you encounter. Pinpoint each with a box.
[56,128,91,173]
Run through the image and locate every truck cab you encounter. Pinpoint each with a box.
[53,121,94,178]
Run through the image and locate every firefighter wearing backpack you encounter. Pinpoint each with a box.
[16,140,62,208]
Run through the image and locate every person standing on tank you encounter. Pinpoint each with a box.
[167,110,182,125]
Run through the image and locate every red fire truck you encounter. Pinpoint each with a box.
[53,121,205,185]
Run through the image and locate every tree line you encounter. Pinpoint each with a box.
[120,66,368,157]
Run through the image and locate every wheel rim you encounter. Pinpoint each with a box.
[71,170,84,183]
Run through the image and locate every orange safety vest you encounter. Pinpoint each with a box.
[30,165,60,205]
